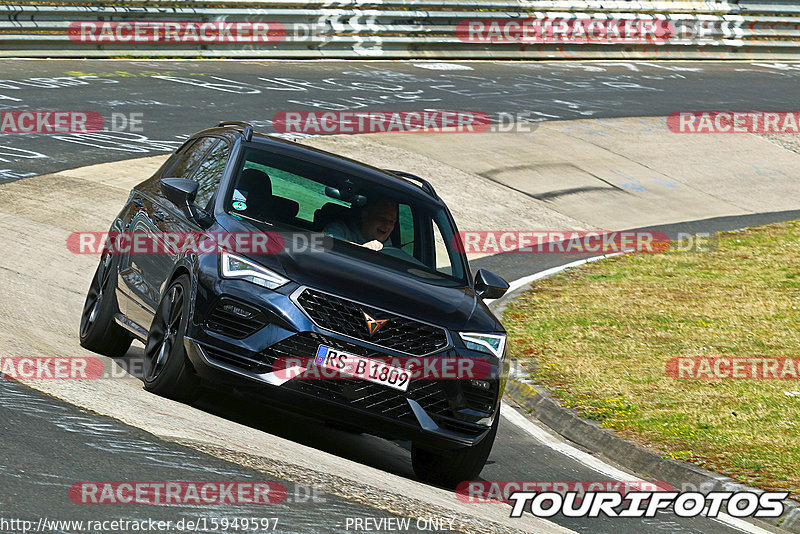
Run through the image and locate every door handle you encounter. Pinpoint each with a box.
[152,211,165,222]
[132,198,144,208]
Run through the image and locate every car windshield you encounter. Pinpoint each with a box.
[224,147,468,286]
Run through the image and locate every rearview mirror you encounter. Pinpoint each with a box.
[325,185,366,206]
[475,269,509,300]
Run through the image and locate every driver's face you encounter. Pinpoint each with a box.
[361,204,397,243]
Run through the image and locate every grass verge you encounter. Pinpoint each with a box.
[504,220,800,499]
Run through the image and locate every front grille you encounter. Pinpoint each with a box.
[267,332,451,421]
[205,299,268,339]
[295,288,449,356]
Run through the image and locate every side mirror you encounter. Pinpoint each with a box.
[475,269,509,300]
[161,178,200,219]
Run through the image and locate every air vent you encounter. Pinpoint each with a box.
[203,346,269,373]
[462,380,497,413]
[205,299,267,339]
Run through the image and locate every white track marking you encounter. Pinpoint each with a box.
[485,253,624,306]
[706,512,782,534]
[501,402,638,481]
[411,62,474,71]
[505,253,623,294]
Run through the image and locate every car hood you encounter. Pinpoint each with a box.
[217,217,502,332]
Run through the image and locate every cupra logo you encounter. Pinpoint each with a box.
[362,311,389,336]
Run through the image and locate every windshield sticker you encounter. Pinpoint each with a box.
[232,201,247,211]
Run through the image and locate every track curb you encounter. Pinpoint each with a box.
[491,270,800,533]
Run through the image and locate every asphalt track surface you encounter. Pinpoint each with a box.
[1,59,798,533]
[1,59,800,178]
[0,379,424,533]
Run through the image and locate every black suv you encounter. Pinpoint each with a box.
[79,122,510,486]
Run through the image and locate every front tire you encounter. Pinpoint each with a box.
[143,274,199,401]
[411,409,500,488]
[79,251,132,358]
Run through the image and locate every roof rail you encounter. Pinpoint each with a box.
[217,121,253,142]
[384,169,438,199]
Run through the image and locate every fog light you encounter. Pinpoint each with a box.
[222,304,253,319]
[470,379,490,390]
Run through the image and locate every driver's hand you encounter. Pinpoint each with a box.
[362,240,383,251]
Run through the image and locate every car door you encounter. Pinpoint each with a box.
[119,136,219,330]
[146,138,232,322]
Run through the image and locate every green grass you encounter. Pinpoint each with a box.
[505,220,800,499]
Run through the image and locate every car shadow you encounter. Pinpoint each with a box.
[118,343,418,480]
[114,343,496,490]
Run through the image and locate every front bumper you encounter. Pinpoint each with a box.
[184,276,505,449]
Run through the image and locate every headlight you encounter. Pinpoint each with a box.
[219,250,289,289]
[459,332,506,359]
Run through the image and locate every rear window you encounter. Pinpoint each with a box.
[243,160,348,222]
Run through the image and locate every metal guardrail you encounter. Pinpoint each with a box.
[0,1,799,59]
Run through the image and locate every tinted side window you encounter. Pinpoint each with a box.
[398,203,415,256]
[191,140,230,209]
[430,211,463,280]
[163,137,217,179]
[158,139,193,176]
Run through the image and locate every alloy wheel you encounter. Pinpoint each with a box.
[80,252,113,339]
[145,284,184,382]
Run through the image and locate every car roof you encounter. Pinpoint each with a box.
[191,125,442,204]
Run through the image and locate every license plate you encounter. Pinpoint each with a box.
[313,345,410,392]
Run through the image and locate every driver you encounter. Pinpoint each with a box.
[324,196,397,251]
